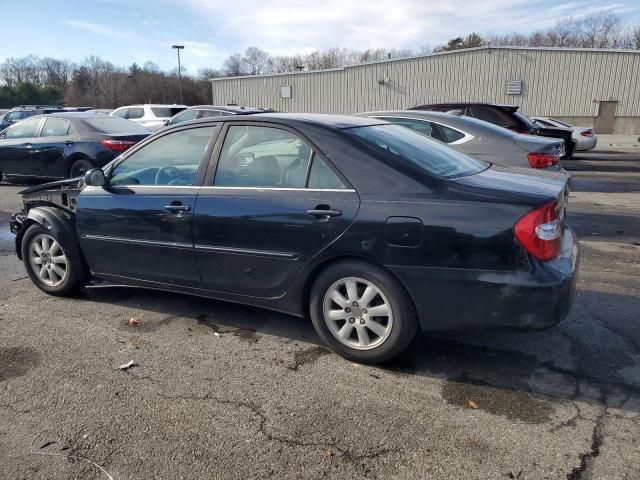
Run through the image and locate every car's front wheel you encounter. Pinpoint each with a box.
[310,260,418,364]
[21,225,83,296]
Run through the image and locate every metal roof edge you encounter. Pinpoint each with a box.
[209,45,640,82]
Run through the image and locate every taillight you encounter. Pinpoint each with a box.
[580,129,594,137]
[100,139,136,152]
[527,152,559,169]
[514,201,562,261]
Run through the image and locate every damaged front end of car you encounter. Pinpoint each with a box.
[10,177,83,259]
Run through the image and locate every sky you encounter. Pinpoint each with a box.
[1,0,639,74]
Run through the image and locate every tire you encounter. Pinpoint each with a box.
[21,224,83,296]
[309,260,418,364]
[562,140,576,160]
[68,158,93,178]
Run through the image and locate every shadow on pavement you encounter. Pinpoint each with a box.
[80,284,640,415]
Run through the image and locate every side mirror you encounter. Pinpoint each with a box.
[84,168,106,187]
[165,119,171,126]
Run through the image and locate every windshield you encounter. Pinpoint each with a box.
[151,107,186,118]
[83,117,150,134]
[347,124,488,179]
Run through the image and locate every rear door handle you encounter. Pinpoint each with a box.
[164,204,191,214]
[307,206,342,221]
[22,143,32,148]
[64,141,74,145]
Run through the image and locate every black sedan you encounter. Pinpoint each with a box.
[9,113,579,363]
[0,113,150,182]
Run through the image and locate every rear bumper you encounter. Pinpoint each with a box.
[575,136,597,151]
[389,227,580,332]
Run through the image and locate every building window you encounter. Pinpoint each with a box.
[280,86,292,98]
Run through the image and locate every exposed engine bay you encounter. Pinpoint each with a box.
[17,177,82,214]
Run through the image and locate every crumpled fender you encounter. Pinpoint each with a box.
[14,207,78,261]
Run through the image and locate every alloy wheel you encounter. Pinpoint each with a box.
[323,276,393,350]
[29,234,68,287]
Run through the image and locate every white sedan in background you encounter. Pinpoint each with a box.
[111,104,187,131]
[532,116,597,152]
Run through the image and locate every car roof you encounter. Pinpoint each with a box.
[115,104,187,108]
[361,110,517,136]
[32,112,119,120]
[413,102,519,112]
[187,105,272,114]
[175,112,388,130]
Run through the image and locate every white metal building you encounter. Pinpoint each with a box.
[210,46,640,134]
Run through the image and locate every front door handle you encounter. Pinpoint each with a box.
[64,141,74,145]
[164,203,191,214]
[22,143,32,148]
[307,205,342,221]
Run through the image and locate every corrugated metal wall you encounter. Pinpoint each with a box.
[210,47,640,117]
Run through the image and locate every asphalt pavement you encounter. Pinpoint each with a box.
[0,151,639,479]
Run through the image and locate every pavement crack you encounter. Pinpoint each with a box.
[154,390,399,466]
[551,401,585,433]
[566,408,606,480]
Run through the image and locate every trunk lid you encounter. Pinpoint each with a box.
[453,164,569,206]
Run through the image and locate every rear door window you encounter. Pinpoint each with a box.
[41,118,73,137]
[214,125,312,188]
[127,108,144,119]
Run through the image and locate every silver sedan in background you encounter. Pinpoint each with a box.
[360,110,566,172]
[532,116,597,152]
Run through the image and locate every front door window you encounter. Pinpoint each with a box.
[110,126,215,186]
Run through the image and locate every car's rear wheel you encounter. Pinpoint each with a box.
[21,225,83,296]
[69,158,93,178]
[310,260,418,364]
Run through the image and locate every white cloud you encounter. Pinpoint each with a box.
[63,19,125,37]
[180,0,634,55]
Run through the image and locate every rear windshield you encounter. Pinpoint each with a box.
[83,117,150,134]
[513,112,535,129]
[151,107,186,118]
[457,115,517,137]
[347,124,488,179]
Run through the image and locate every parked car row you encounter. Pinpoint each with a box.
[0,113,150,181]
[8,109,580,364]
[410,103,579,159]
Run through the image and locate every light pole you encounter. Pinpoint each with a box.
[172,45,184,104]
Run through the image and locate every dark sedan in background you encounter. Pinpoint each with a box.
[0,105,64,131]
[166,105,274,126]
[9,113,578,363]
[361,110,565,171]
[411,103,576,158]
[0,113,150,181]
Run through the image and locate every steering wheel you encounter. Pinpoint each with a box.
[155,166,188,185]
